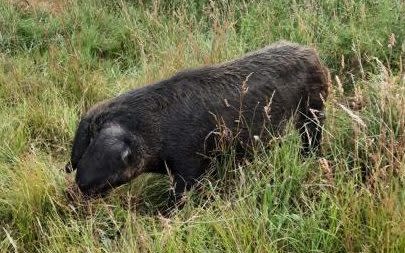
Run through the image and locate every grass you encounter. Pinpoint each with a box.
[0,0,404,252]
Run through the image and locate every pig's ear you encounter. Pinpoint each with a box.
[68,118,92,173]
[119,131,140,167]
[121,148,132,165]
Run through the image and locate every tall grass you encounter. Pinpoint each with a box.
[0,0,404,252]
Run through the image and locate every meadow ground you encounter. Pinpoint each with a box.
[0,0,404,252]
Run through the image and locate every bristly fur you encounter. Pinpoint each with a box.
[67,41,330,207]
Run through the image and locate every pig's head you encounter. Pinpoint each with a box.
[66,118,145,197]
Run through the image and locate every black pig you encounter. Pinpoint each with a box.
[66,41,329,207]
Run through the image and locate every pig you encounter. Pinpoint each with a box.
[65,41,329,208]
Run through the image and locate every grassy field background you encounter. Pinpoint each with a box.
[0,0,404,252]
